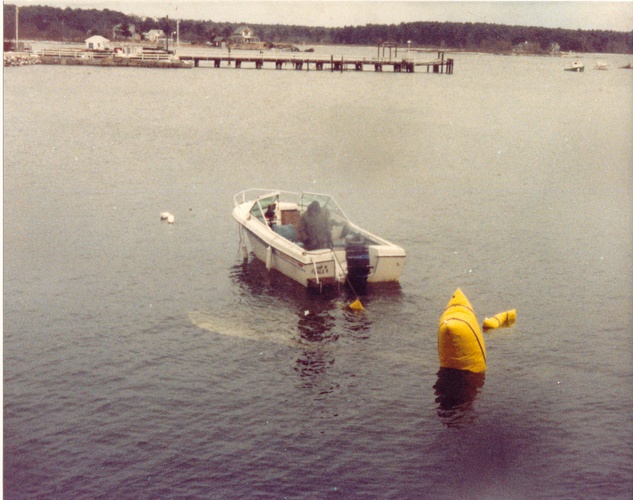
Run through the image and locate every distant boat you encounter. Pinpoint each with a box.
[564,60,584,72]
[620,62,633,69]
[593,61,609,70]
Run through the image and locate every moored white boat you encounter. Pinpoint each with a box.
[593,60,609,70]
[564,60,584,72]
[232,189,406,290]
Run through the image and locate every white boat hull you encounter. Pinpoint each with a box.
[243,228,338,287]
[233,189,405,289]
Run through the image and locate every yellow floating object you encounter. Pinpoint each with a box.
[438,288,486,373]
[482,310,517,331]
[348,299,364,311]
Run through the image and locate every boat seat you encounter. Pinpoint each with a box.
[273,224,304,247]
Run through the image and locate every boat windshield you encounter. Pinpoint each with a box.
[250,194,278,224]
[300,193,348,222]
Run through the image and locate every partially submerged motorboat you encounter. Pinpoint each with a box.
[232,189,406,290]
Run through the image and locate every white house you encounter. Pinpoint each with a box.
[228,26,260,44]
[85,35,110,50]
[145,29,165,42]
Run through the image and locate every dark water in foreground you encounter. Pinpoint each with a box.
[4,50,633,497]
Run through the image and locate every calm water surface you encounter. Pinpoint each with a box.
[4,49,633,497]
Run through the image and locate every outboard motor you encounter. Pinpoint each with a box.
[345,234,370,292]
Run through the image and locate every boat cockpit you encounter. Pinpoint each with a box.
[247,191,376,250]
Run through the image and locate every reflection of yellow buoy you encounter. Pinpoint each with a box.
[483,310,517,331]
[434,367,486,428]
[438,288,486,373]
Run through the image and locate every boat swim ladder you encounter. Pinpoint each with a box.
[238,226,248,260]
[310,257,320,286]
[266,245,273,270]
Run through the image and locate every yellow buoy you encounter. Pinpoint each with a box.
[482,310,516,331]
[438,288,486,373]
[348,299,364,311]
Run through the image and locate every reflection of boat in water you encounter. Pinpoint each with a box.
[225,258,374,388]
[564,60,584,72]
[233,189,406,291]
[434,368,485,428]
[228,258,374,340]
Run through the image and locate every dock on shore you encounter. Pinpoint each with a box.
[33,47,454,74]
[37,48,193,68]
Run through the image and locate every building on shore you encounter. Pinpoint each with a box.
[211,36,228,48]
[144,29,165,42]
[228,26,260,45]
[85,35,109,50]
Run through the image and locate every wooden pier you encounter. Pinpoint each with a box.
[34,46,454,74]
[178,50,454,74]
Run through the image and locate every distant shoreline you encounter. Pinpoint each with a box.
[8,40,633,63]
[6,39,591,56]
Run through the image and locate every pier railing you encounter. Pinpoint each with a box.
[37,48,174,61]
[38,48,109,59]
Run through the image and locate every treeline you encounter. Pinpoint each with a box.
[332,21,633,54]
[4,4,632,54]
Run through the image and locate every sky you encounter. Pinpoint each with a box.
[11,1,633,32]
